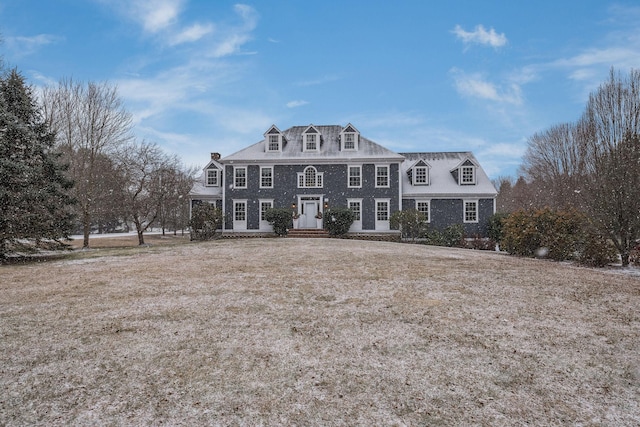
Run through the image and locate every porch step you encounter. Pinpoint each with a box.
[288,228,330,238]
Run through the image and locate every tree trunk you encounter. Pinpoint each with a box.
[137,229,145,246]
[82,209,91,248]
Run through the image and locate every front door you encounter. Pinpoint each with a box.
[303,201,317,228]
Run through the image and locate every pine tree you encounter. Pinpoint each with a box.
[0,69,75,257]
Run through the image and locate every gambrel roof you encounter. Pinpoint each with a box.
[222,125,404,163]
[400,152,497,197]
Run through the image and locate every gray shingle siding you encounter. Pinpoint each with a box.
[225,162,401,231]
[191,124,498,236]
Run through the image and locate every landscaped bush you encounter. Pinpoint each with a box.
[189,203,223,240]
[323,207,355,236]
[487,212,508,245]
[264,208,293,236]
[578,230,619,267]
[423,224,465,247]
[390,209,428,241]
[502,207,587,261]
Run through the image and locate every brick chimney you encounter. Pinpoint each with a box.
[211,152,221,160]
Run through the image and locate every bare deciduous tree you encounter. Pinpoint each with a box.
[41,79,133,248]
[117,140,183,245]
[582,68,640,266]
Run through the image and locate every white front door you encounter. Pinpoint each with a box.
[303,201,317,228]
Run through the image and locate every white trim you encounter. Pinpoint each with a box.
[375,164,390,188]
[347,165,362,188]
[375,198,391,231]
[205,168,220,187]
[415,199,431,223]
[297,166,324,188]
[258,199,274,231]
[347,198,363,232]
[233,199,248,230]
[233,166,247,189]
[463,199,479,223]
[259,165,274,188]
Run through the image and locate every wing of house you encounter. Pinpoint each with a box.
[189,124,498,236]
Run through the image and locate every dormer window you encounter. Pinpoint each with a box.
[206,168,220,186]
[305,133,317,151]
[408,160,430,186]
[302,125,320,152]
[451,158,477,185]
[340,123,360,151]
[461,165,476,185]
[264,125,283,152]
[268,135,280,151]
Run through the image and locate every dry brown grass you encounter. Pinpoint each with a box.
[1,238,639,426]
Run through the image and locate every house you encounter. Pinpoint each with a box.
[189,124,497,236]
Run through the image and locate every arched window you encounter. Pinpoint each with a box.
[297,166,323,188]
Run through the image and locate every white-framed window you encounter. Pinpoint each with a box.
[234,201,246,221]
[234,166,247,189]
[260,166,273,188]
[267,134,281,152]
[206,168,219,186]
[375,198,390,231]
[233,199,248,230]
[416,200,430,222]
[297,166,323,188]
[348,199,361,221]
[260,200,273,221]
[464,200,478,223]
[376,165,389,188]
[348,165,362,188]
[303,133,319,152]
[413,166,429,185]
[340,124,360,151]
[461,165,476,185]
[343,133,355,150]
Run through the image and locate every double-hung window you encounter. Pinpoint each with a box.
[234,167,247,189]
[206,169,219,186]
[461,166,476,185]
[376,165,389,188]
[305,134,317,151]
[464,200,478,223]
[268,135,280,152]
[344,133,355,150]
[416,200,430,222]
[348,200,361,221]
[348,165,361,188]
[260,166,273,188]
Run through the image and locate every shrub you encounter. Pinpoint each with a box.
[189,203,223,240]
[578,231,619,267]
[324,207,355,236]
[424,224,465,247]
[487,213,508,244]
[264,208,293,236]
[390,209,428,241]
[502,207,591,261]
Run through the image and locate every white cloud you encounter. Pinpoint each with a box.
[134,0,184,33]
[207,4,259,57]
[5,34,63,57]
[452,24,507,48]
[451,68,523,105]
[286,100,308,108]
[169,23,214,46]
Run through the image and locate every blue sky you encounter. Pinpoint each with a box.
[2,1,640,178]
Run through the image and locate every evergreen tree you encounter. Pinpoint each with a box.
[0,69,75,256]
